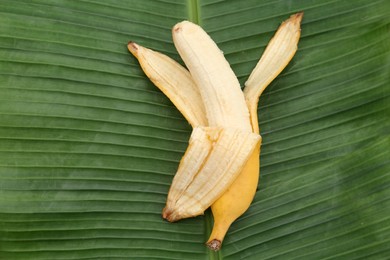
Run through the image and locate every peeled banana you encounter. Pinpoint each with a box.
[162,21,259,221]
[127,12,303,251]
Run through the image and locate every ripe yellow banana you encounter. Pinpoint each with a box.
[127,12,303,250]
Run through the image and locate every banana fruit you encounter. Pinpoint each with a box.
[128,12,303,250]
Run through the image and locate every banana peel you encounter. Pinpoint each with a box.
[127,12,303,251]
[127,42,207,127]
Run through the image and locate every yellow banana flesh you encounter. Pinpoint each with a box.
[206,12,303,250]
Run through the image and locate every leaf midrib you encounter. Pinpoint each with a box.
[187,1,221,259]
[187,0,201,25]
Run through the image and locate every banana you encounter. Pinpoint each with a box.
[127,12,303,250]
[161,20,260,221]
[206,12,303,250]
[129,38,260,222]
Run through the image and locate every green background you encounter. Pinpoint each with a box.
[0,0,389,259]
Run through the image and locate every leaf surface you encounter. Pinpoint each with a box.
[0,0,389,259]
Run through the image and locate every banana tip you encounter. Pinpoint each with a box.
[162,207,180,222]
[127,41,139,55]
[206,239,222,251]
[291,12,304,22]
[173,20,199,34]
[173,23,183,33]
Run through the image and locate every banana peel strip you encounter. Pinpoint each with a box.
[244,12,303,133]
[128,42,207,127]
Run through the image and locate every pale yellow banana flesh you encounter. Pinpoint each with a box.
[172,21,252,132]
[127,42,207,127]
[206,12,303,250]
[163,126,260,222]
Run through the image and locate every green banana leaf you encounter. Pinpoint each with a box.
[0,0,389,259]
